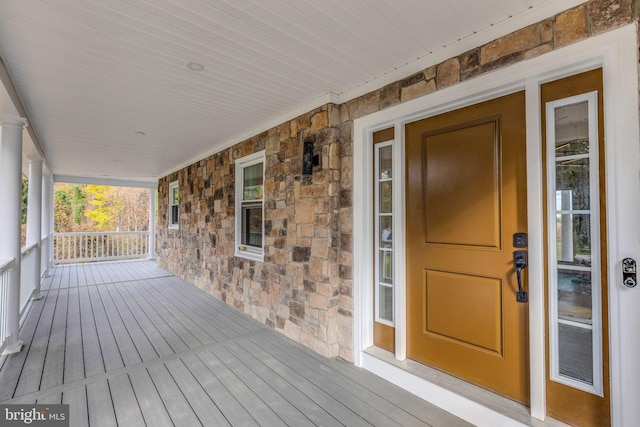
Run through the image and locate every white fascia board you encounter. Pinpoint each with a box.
[54,174,157,189]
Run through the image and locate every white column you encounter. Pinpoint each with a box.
[26,158,43,300]
[0,116,26,355]
[40,172,51,277]
[148,189,156,260]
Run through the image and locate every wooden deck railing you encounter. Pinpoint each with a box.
[53,231,149,264]
[0,257,15,354]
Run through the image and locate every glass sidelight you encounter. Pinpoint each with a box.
[375,140,394,325]
[545,92,603,395]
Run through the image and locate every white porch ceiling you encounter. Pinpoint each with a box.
[0,0,583,185]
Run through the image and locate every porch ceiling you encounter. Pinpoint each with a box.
[0,0,582,185]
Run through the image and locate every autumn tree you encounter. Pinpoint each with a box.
[53,183,149,232]
[84,185,115,230]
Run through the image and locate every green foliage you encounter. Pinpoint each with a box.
[71,185,86,225]
[54,186,72,232]
[21,179,28,224]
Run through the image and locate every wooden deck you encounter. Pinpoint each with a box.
[0,260,469,427]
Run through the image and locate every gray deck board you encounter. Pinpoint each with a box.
[141,278,242,340]
[87,263,105,286]
[64,287,85,383]
[120,281,204,351]
[226,341,342,427]
[110,282,187,355]
[292,338,470,426]
[82,264,93,284]
[63,385,89,427]
[132,279,218,343]
[35,390,62,404]
[147,276,258,336]
[87,286,125,372]
[181,353,259,427]
[0,291,51,400]
[0,260,471,427]
[108,373,146,427]
[147,364,202,427]
[40,289,69,391]
[214,345,315,427]
[164,359,231,426]
[86,380,117,427]
[78,286,105,378]
[40,270,55,291]
[128,368,174,427]
[13,290,59,397]
[237,339,372,427]
[101,283,160,361]
[95,285,144,366]
[254,334,427,427]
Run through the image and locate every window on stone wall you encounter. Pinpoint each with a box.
[168,180,179,229]
[235,151,265,261]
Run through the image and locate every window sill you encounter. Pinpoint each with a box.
[168,225,179,230]
[234,249,263,263]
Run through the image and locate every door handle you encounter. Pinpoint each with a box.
[513,250,528,303]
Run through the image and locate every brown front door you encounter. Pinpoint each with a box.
[405,91,529,403]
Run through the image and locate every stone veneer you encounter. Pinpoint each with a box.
[158,0,638,362]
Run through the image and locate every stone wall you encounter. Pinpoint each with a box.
[158,0,638,362]
[158,104,347,358]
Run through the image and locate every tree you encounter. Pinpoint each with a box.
[71,185,86,225]
[54,185,73,232]
[53,183,149,232]
[21,179,28,224]
[85,185,115,230]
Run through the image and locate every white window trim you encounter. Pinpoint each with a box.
[374,139,395,327]
[168,180,179,230]
[352,25,640,426]
[546,91,603,396]
[235,150,265,262]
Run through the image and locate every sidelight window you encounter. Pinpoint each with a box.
[374,140,394,325]
[545,92,603,396]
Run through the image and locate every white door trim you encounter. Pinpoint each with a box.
[352,24,639,426]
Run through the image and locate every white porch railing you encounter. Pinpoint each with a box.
[40,234,50,277]
[20,243,38,313]
[0,257,15,355]
[53,231,150,264]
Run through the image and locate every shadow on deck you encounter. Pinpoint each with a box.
[0,260,469,427]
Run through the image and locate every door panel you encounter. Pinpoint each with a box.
[425,270,503,354]
[423,119,501,249]
[406,91,529,403]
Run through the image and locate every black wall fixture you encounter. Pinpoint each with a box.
[302,138,315,175]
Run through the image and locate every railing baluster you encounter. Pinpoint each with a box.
[51,231,148,264]
[0,258,13,352]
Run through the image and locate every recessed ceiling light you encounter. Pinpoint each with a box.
[135,131,146,136]
[187,61,205,72]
